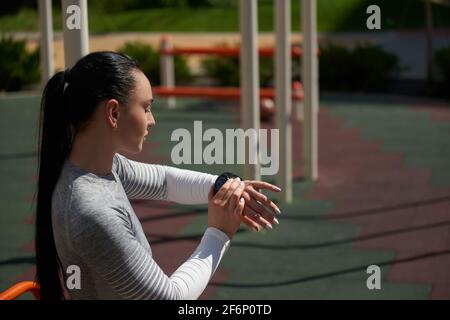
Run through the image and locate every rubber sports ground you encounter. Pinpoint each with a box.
[1,92,449,299]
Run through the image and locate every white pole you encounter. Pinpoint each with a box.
[425,0,434,83]
[275,0,292,203]
[38,0,54,86]
[160,37,176,109]
[61,0,89,68]
[301,0,319,180]
[240,0,260,181]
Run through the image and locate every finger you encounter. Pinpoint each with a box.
[226,181,246,211]
[221,179,242,205]
[247,186,281,215]
[246,197,279,225]
[247,198,280,226]
[233,181,246,203]
[234,197,245,218]
[245,180,281,192]
[242,204,273,230]
[214,178,234,201]
[238,191,263,231]
[242,215,261,232]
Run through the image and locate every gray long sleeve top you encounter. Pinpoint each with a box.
[52,153,228,300]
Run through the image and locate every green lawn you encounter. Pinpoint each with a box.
[1,0,450,33]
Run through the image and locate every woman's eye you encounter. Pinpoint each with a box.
[145,105,152,113]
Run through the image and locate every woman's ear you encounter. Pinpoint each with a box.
[105,99,120,129]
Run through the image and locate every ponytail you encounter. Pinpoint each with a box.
[35,70,72,300]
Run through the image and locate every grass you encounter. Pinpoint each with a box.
[1,0,450,33]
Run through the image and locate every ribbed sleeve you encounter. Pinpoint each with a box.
[113,153,217,204]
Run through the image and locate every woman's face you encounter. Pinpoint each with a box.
[116,70,155,154]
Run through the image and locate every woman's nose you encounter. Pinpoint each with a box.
[147,113,155,128]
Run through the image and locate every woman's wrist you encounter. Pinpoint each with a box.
[207,222,234,240]
[213,172,241,195]
[205,226,232,242]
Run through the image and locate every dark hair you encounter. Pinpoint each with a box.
[35,51,140,300]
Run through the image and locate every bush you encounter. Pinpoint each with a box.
[435,46,450,97]
[201,55,275,87]
[0,0,36,16]
[200,44,285,87]
[0,36,40,91]
[118,41,192,86]
[435,47,450,82]
[319,43,399,92]
[201,54,239,86]
[317,43,353,91]
[201,43,399,93]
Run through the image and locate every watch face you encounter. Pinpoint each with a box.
[213,176,229,194]
[213,172,240,195]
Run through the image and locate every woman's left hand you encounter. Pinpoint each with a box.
[238,180,282,231]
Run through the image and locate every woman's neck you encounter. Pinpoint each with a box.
[68,129,116,176]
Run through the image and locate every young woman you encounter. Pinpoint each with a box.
[36,51,281,300]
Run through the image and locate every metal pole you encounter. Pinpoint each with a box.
[38,0,54,86]
[240,0,260,181]
[301,0,319,180]
[275,0,292,203]
[61,0,89,68]
[425,0,434,83]
[160,36,176,109]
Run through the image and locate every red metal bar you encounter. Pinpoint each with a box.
[0,281,40,300]
[153,85,304,101]
[162,46,303,58]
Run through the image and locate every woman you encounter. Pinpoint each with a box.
[36,51,281,300]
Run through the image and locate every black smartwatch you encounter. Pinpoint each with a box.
[213,172,241,195]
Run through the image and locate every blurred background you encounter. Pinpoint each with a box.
[1,0,450,300]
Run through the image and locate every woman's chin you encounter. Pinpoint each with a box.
[120,138,146,154]
[135,143,144,153]
[123,144,143,155]
[138,138,148,152]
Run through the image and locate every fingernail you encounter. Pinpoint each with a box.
[240,182,245,187]
[274,186,282,192]
[266,223,273,230]
[273,217,279,225]
[239,198,245,204]
[254,226,260,232]
[236,177,241,181]
[275,207,281,214]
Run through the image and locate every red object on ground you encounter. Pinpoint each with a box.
[260,98,276,122]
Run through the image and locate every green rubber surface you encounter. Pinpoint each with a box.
[1,93,449,299]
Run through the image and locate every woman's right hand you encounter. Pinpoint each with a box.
[207,178,246,239]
